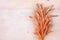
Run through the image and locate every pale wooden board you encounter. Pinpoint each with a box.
[0,0,60,40]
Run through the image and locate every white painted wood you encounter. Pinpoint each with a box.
[0,0,60,40]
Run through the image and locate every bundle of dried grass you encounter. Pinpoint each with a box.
[29,3,57,40]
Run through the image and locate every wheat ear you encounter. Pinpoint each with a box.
[29,3,57,40]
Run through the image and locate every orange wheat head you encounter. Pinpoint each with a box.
[29,3,57,40]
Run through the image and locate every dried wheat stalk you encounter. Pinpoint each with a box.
[29,3,57,40]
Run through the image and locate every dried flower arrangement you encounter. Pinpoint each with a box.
[29,3,57,40]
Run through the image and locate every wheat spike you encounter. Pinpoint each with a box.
[29,3,57,40]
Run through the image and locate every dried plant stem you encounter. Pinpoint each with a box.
[29,3,57,40]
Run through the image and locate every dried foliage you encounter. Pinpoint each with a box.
[29,3,57,40]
